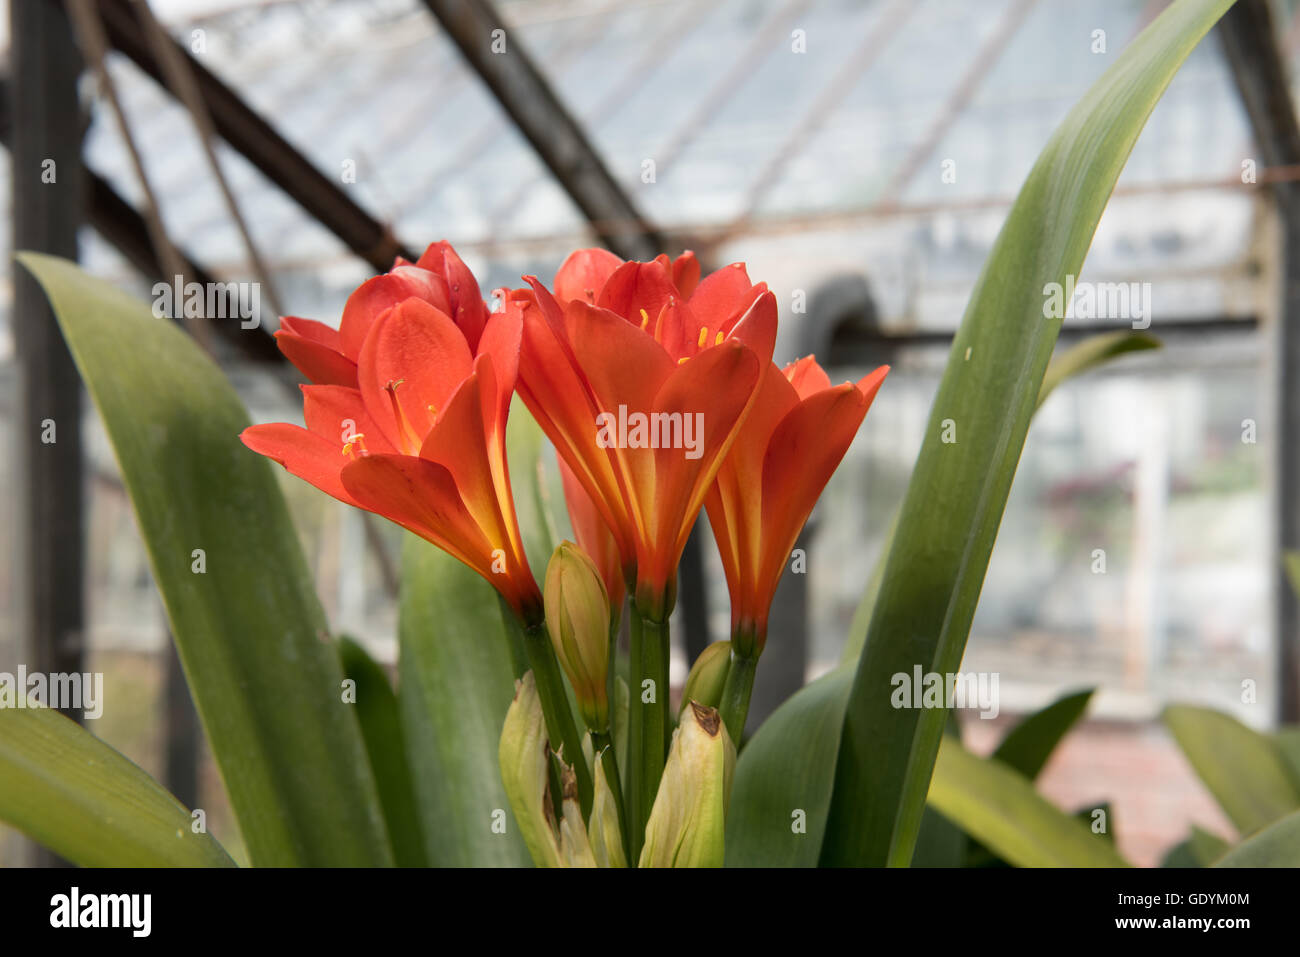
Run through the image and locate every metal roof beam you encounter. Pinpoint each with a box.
[419,0,664,260]
[80,0,416,272]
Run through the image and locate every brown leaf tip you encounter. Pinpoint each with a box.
[690,701,721,736]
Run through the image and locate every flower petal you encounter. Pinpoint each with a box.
[275,317,357,386]
[240,422,354,505]
[596,258,678,328]
[555,248,623,305]
[339,266,452,358]
[416,240,489,351]
[302,384,396,454]
[341,453,499,584]
[357,298,474,454]
[755,375,886,604]
[644,339,760,587]
[672,251,701,298]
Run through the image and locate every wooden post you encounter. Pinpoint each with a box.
[10,0,86,867]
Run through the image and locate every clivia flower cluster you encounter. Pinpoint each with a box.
[242,241,888,867]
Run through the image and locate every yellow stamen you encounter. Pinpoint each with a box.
[714,330,724,346]
[677,356,689,365]
[697,327,708,349]
[342,433,368,458]
[640,308,650,330]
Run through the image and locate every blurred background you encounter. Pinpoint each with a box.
[0,0,1296,866]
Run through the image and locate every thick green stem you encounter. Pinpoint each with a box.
[718,649,758,745]
[591,730,631,865]
[625,603,645,861]
[636,609,669,843]
[522,622,593,818]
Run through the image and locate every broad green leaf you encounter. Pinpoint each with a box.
[724,666,853,867]
[21,253,390,866]
[1036,332,1160,409]
[399,535,532,866]
[338,636,427,867]
[927,737,1130,868]
[1163,704,1300,834]
[993,689,1094,779]
[1216,809,1300,867]
[1161,825,1230,867]
[0,705,234,867]
[823,0,1237,867]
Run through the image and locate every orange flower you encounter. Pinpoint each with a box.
[241,243,541,622]
[506,250,776,619]
[705,357,889,656]
[272,241,489,388]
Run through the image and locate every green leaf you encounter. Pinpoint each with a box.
[0,705,234,867]
[823,0,1237,867]
[1161,825,1230,867]
[398,535,533,866]
[927,737,1130,868]
[993,689,1094,780]
[338,636,427,867]
[1216,809,1300,867]
[724,666,853,867]
[960,691,1096,866]
[20,253,390,866]
[1036,332,1161,409]
[1163,704,1300,835]
[1285,552,1300,599]
[1275,727,1300,791]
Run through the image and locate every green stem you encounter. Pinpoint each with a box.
[718,650,758,746]
[521,622,593,819]
[591,730,631,865]
[635,607,669,847]
[625,602,645,861]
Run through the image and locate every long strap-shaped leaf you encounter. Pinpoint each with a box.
[822,0,1237,866]
[0,706,235,867]
[399,536,534,866]
[20,254,391,866]
[927,737,1130,868]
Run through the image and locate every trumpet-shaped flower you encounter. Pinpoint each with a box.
[505,250,776,619]
[705,357,889,656]
[241,242,541,622]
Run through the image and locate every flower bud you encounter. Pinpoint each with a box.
[544,541,611,731]
[680,640,731,715]
[498,671,562,868]
[639,702,736,868]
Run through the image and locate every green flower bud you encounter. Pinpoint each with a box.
[498,671,562,868]
[639,702,736,868]
[589,746,628,868]
[680,640,732,715]
[544,541,611,731]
